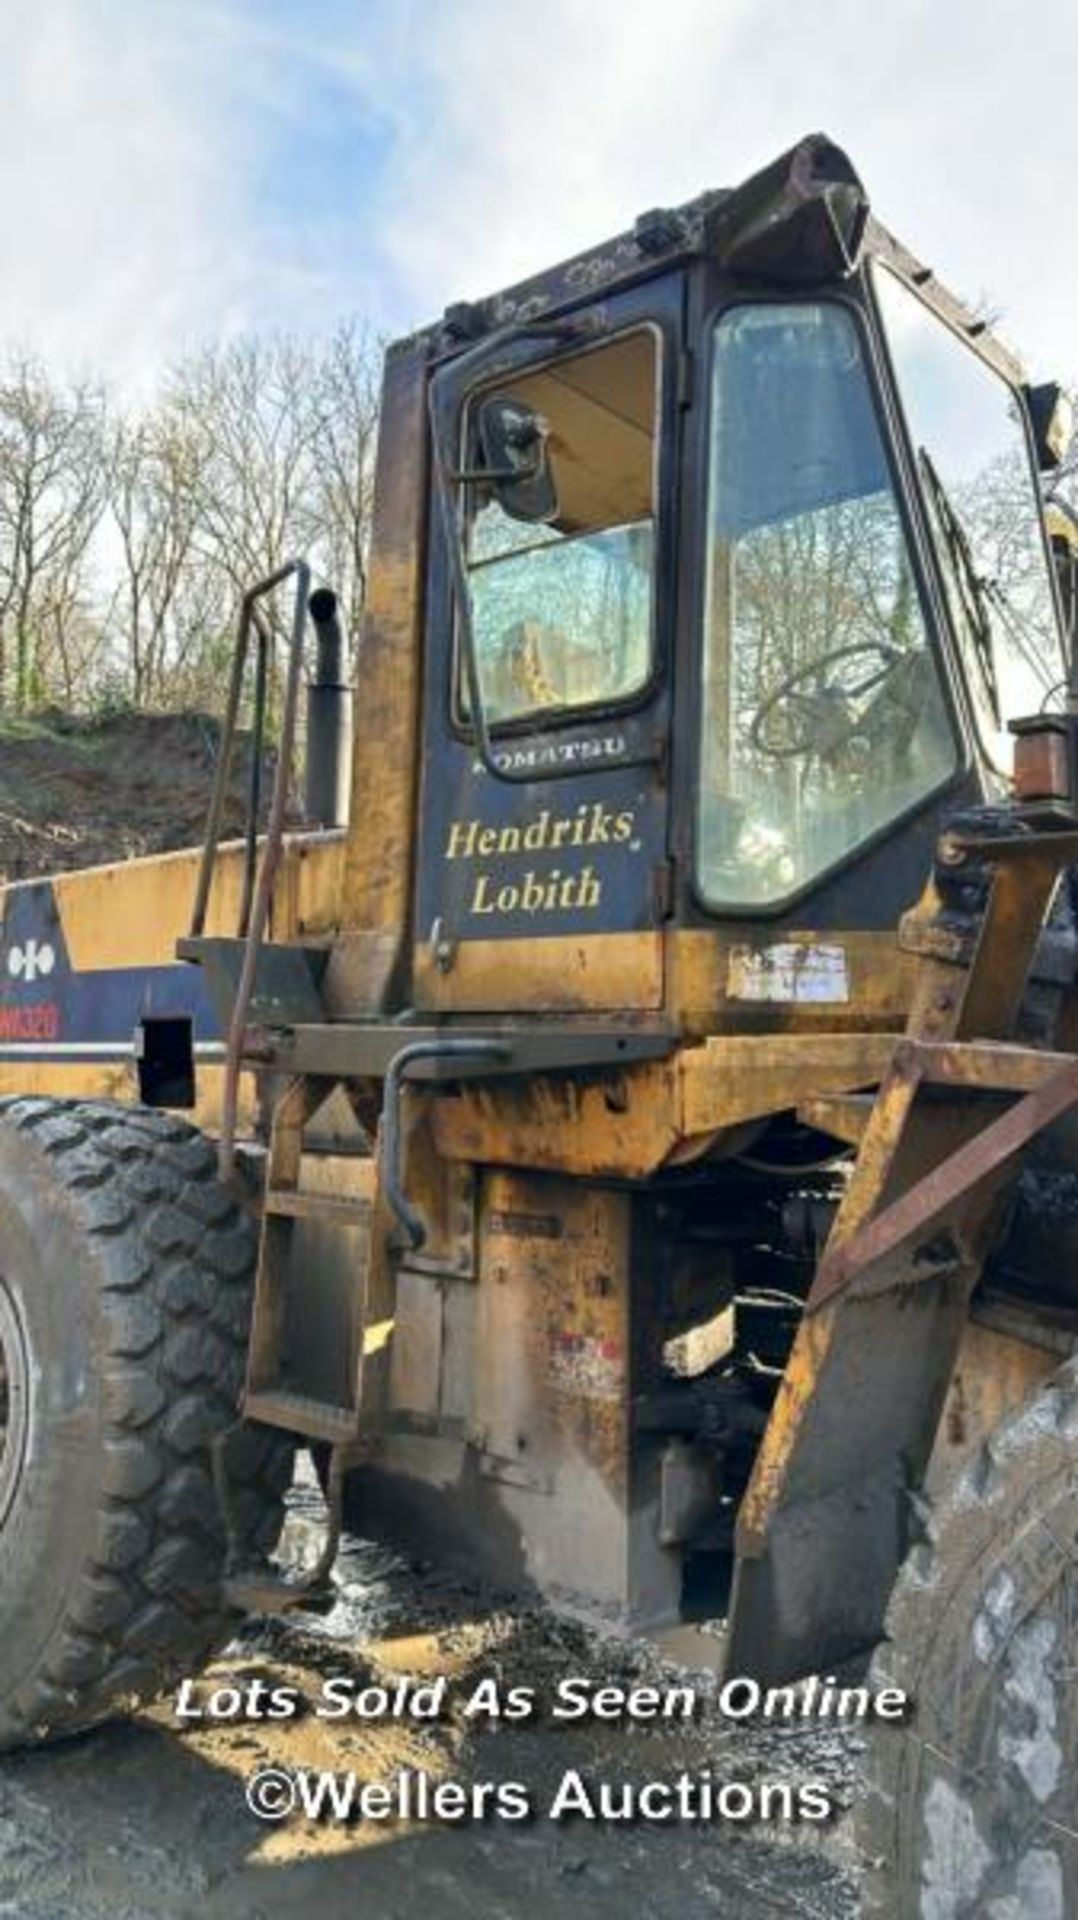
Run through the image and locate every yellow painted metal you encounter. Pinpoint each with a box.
[476,1170,630,1501]
[733,853,1073,1582]
[431,1031,899,1178]
[668,928,915,1035]
[0,1056,131,1104]
[734,1061,922,1556]
[925,1318,1057,1500]
[413,926,914,1025]
[276,832,348,939]
[899,1039,1076,1092]
[680,1033,899,1133]
[42,831,343,973]
[0,1055,258,1137]
[1046,501,1078,550]
[737,1309,831,1553]
[57,846,242,969]
[414,928,664,1012]
[397,1092,477,1276]
[796,1092,872,1146]
[334,347,429,1012]
[0,829,344,1131]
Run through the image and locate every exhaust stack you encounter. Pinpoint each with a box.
[305,587,353,829]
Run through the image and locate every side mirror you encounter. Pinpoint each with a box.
[1026,381,1074,472]
[476,395,558,523]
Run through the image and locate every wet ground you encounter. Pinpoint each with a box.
[0,1477,864,1920]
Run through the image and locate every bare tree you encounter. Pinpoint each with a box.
[169,335,321,632]
[0,323,383,717]
[106,403,216,707]
[153,324,382,709]
[306,319,381,654]
[0,353,107,709]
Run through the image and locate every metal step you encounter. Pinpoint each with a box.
[244,1388,359,1442]
[263,1186,372,1225]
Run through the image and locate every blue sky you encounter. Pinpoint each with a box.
[2,0,1076,388]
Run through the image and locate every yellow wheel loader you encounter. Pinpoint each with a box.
[0,133,1076,1912]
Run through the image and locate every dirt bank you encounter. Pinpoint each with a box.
[0,708,281,881]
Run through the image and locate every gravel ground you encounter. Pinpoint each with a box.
[0,1480,865,1920]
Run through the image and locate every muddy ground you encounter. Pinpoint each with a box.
[0,1475,864,1920]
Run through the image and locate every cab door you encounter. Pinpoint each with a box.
[412,274,684,1014]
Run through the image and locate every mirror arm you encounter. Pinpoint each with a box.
[449,457,541,486]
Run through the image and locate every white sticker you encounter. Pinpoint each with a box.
[727,942,849,1004]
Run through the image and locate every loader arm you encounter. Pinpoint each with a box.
[728,824,1078,1678]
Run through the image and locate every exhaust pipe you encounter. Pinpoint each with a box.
[305,588,353,828]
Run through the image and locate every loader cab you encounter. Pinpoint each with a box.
[406,139,1069,1022]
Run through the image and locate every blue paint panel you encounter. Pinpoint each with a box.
[0,880,220,1043]
[61,965,220,1042]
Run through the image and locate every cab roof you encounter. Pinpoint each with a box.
[392,132,1027,395]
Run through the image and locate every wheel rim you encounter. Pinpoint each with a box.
[0,1278,30,1530]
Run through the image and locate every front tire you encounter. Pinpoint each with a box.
[857,1358,1078,1916]
[0,1097,291,1750]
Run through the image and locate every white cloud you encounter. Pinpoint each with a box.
[326,0,1078,381]
[0,3,225,383]
[0,0,1074,387]
[0,0,349,388]
[333,0,754,322]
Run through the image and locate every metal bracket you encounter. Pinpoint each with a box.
[810,1051,1078,1310]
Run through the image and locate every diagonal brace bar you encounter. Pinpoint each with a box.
[810,1052,1078,1310]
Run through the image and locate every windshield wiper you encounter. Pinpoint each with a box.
[917,446,1002,728]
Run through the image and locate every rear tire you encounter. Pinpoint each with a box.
[0,1096,291,1750]
[857,1357,1078,1916]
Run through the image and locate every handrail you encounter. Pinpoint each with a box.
[184,558,312,1181]
[238,612,271,939]
[189,560,308,938]
[381,1037,512,1248]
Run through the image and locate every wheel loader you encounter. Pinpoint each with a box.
[0,132,1075,1911]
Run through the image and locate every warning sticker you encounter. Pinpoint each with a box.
[549,1332,622,1401]
[726,942,849,1005]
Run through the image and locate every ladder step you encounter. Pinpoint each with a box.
[263,1187,372,1225]
[244,1388,359,1443]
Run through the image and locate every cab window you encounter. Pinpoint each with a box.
[462,329,659,726]
[697,302,955,910]
[873,265,1066,768]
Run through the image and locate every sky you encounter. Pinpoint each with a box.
[0,0,1075,390]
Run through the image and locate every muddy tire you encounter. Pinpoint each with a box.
[857,1357,1078,1916]
[0,1096,291,1750]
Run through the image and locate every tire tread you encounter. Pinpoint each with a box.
[0,1096,291,1750]
[857,1354,1078,1914]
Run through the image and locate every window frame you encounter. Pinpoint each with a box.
[689,288,966,920]
[867,258,1069,778]
[448,319,668,740]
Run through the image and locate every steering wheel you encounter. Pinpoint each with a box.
[749,641,903,760]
